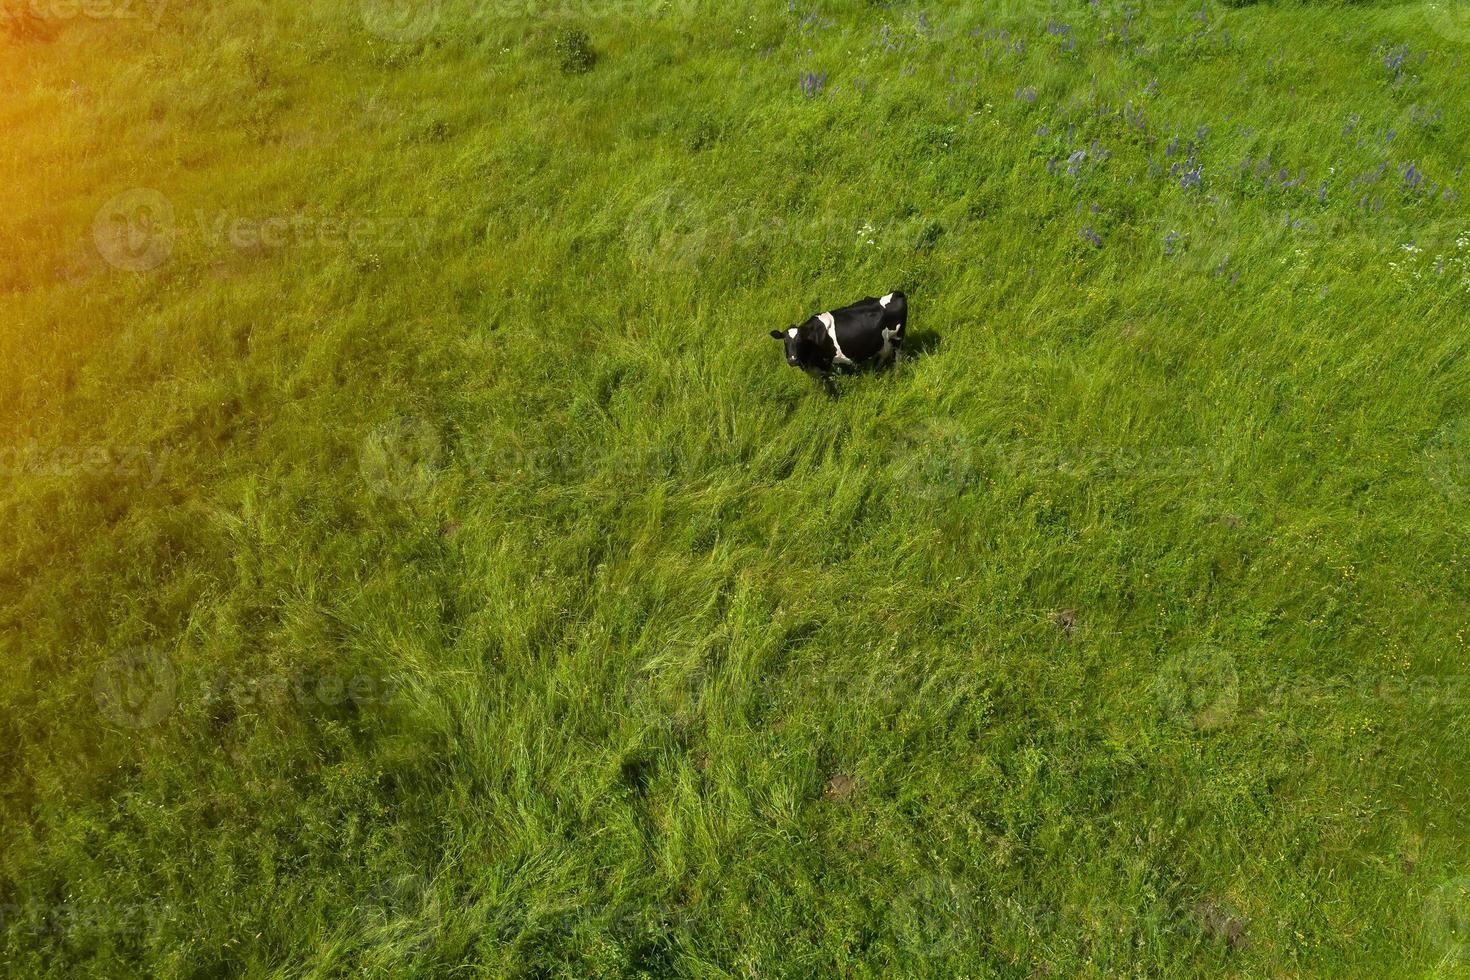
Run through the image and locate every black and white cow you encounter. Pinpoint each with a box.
[770,291,907,375]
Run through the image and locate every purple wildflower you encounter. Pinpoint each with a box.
[1047,21,1077,52]
[799,71,827,99]
[1066,150,1087,176]
[1080,226,1102,248]
[1383,43,1407,76]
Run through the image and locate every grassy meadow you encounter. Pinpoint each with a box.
[4,0,1470,974]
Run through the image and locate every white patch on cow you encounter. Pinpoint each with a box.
[817,312,853,366]
[880,292,894,308]
[879,320,904,361]
[787,327,798,338]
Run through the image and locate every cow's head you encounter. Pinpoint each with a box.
[769,324,813,369]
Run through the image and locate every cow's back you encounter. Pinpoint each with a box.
[826,292,906,364]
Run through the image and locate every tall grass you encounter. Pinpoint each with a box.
[3,0,1470,974]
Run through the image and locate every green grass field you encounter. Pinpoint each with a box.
[4,0,1470,974]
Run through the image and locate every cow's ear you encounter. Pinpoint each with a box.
[769,329,785,340]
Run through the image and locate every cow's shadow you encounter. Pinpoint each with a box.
[811,328,941,398]
[903,328,941,359]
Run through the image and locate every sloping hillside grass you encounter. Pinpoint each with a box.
[3,0,1470,974]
